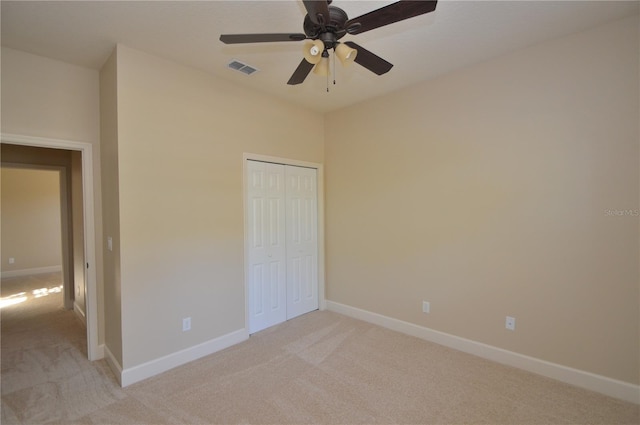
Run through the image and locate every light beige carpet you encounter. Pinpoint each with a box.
[1,273,638,424]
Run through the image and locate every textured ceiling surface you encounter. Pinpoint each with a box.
[2,1,638,112]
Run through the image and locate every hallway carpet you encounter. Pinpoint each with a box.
[1,273,638,424]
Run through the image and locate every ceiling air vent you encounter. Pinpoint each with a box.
[228,60,258,76]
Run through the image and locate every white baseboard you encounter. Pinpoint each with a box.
[1,265,62,278]
[119,328,249,387]
[326,301,639,405]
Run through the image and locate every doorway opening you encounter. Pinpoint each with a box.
[1,163,82,312]
[0,134,100,361]
[0,167,67,313]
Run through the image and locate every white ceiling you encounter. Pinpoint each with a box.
[2,1,638,113]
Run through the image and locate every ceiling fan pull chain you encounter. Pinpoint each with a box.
[326,53,329,92]
[332,49,336,86]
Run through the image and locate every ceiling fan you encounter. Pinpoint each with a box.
[220,0,438,85]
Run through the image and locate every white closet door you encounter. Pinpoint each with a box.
[247,161,287,333]
[285,165,318,320]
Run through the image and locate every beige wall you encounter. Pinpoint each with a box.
[325,15,639,385]
[1,168,62,272]
[1,47,100,143]
[1,47,104,338]
[111,45,324,368]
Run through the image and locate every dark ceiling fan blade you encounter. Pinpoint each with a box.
[344,42,393,75]
[345,0,437,35]
[302,0,331,26]
[220,33,307,44]
[287,59,315,85]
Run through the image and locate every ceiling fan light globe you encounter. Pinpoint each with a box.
[335,43,357,66]
[313,58,330,76]
[303,40,324,65]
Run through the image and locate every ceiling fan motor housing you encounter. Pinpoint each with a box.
[303,5,349,45]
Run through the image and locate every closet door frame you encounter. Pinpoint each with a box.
[242,153,325,333]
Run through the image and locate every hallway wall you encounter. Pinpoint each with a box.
[1,168,62,275]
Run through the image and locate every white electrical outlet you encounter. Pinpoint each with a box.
[422,301,430,314]
[8,257,15,264]
[506,316,516,331]
[182,317,191,332]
